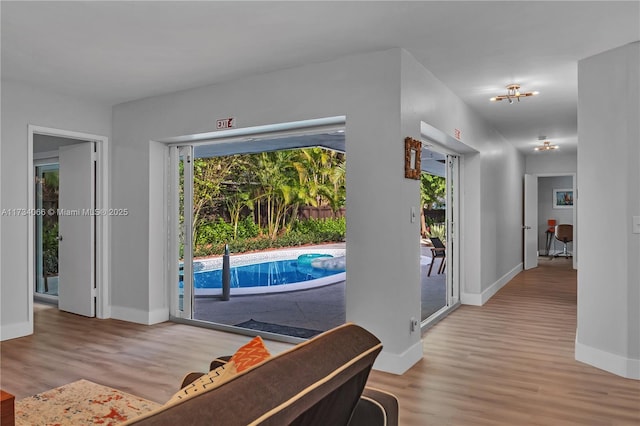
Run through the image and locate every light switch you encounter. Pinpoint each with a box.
[633,216,640,234]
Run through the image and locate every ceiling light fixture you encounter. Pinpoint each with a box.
[534,137,558,151]
[490,84,539,103]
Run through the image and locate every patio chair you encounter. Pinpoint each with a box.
[428,237,446,276]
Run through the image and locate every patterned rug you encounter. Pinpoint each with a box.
[15,379,162,426]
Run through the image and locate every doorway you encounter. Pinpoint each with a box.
[523,173,577,270]
[167,118,347,341]
[28,126,110,320]
[417,121,475,329]
[419,145,460,326]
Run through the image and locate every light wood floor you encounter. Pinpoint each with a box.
[367,257,640,425]
[1,257,638,425]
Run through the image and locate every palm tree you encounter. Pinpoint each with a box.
[292,148,346,213]
[252,151,298,239]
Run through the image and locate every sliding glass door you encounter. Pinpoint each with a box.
[169,127,348,340]
[420,147,460,325]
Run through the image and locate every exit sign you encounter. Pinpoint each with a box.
[216,117,236,130]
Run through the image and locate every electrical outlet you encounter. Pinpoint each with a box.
[410,317,419,333]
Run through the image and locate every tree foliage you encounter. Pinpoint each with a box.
[183,147,346,252]
[420,172,446,210]
[420,172,446,238]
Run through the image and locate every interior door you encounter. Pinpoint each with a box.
[523,174,538,270]
[58,142,96,317]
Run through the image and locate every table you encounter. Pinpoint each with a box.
[544,229,556,256]
[1,390,15,426]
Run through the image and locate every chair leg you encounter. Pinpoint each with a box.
[438,258,446,274]
[427,259,435,277]
[553,241,572,258]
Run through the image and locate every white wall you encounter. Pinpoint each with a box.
[526,152,577,175]
[111,49,424,372]
[110,48,525,373]
[0,79,112,340]
[400,51,525,305]
[576,42,639,379]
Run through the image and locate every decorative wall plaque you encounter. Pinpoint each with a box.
[404,137,422,180]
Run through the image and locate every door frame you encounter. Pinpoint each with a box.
[525,172,577,269]
[164,117,346,324]
[27,125,110,320]
[418,143,462,326]
[524,174,539,270]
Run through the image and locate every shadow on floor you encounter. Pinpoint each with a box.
[193,268,447,337]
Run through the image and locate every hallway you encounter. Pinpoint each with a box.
[367,257,640,425]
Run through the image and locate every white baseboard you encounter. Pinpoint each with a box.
[460,291,482,306]
[0,320,33,341]
[461,263,523,306]
[575,339,640,380]
[373,340,423,375]
[111,306,169,325]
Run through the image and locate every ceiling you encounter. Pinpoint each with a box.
[2,1,639,155]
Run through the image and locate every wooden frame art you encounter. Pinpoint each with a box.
[404,137,422,180]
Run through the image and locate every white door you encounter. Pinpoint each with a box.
[58,142,96,317]
[523,174,538,270]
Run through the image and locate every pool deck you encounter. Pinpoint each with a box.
[192,242,446,335]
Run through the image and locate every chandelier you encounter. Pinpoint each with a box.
[534,139,558,151]
[490,84,539,104]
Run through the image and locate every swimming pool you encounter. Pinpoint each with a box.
[183,248,346,296]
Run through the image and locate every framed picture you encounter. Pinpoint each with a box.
[553,188,573,209]
[404,137,421,180]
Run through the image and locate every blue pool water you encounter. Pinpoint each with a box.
[193,258,343,289]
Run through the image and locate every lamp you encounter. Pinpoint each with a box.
[490,84,539,103]
[534,138,558,151]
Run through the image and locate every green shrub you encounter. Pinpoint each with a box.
[193,216,346,257]
[291,217,346,242]
[236,216,260,239]
[428,223,446,244]
[43,222,59,274]
[195,218,232,246]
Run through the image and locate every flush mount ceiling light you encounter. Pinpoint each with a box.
[534,137,558,151]
[490,84,539,104]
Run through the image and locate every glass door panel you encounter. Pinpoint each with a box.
[177,146,194,316]
[35,164,60,297]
